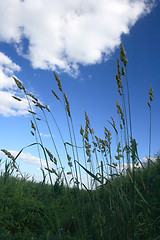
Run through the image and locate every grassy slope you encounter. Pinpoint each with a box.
[0,158,160,240]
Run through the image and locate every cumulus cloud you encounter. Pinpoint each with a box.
[0,0,156,75]
[0,51,29,116]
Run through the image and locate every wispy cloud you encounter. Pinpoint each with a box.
[0,0,156,75]
[40,133,51,138]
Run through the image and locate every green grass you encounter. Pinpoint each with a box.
[1,43,160,239]
[0,158,159,240]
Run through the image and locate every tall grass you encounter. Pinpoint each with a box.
[1,43,160,240]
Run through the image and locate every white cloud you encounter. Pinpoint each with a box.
[0,51,30,116]
[0,149,47,167]
[0,0,156,75]
[0,52,21,89]
[0,52,21,72]
[40,133,51,138]
[141,157,156,164]
[0,90,29,117]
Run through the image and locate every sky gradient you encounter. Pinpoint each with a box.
[0,0,160,182]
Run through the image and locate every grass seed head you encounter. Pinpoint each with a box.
[147,101,151,108]
[64,92,71,117]
[121,67,125,76]
[67,154,71,161]
[111,117,116,128]
[45,148,53,161]
[54,71,62,92]
[121,113,125,126]
[53,157,57,165]
[91,128,95,134]
[30,131,34,136]
[117,142,121,153]
[120,43,126,62]
[124,58,128,67]
[89,127,93,135]
[120,43,128,67]
[116,101,125,125]
[84,133,89,142]
[149,85,154,101]
[52,90,60,100]
[27,94,38,102]
[68,161,72,167]
[104,127,112,143]
[28,110,36,115]
[1,149,15,160]
[35,102,45,110]
[12,96,22,101]
[116,58,123,95]
[116,99,120,113]
[95,135,99,142]
[117,58,121,76]
[80,125,84,136]
[13,76,26,93]
[85,141,91,158]
[85,111,90,126]
[30,120,36,131]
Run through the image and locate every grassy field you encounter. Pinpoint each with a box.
[1,43,160,240]
[0,158,160,240]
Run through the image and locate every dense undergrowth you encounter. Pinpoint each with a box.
[0,158,160,240]
[1,43,160,239]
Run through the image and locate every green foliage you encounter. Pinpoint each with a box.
[0,159,159,239]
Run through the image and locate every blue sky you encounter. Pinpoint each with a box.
[0,0,160,182]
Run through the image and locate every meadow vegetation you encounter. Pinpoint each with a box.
[0,43,160,240]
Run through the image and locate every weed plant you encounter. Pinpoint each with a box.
[1,44,160,240]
